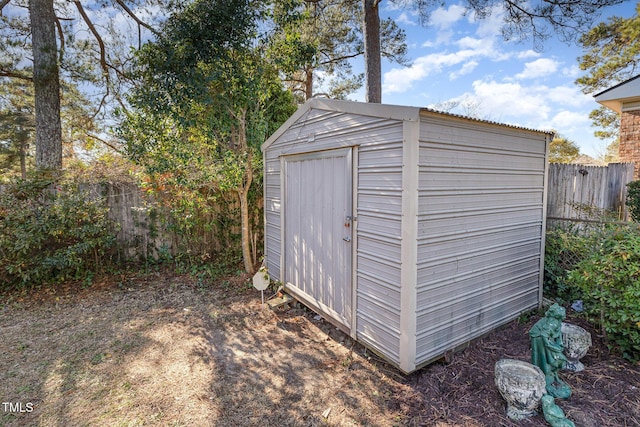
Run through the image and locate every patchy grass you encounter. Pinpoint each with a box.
[1,271,639,426]
[0,272,408,426]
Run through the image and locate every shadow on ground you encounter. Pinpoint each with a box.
[1,272,638,426]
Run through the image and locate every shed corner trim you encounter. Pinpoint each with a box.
[398,119,420,372]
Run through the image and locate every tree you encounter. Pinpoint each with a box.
[123,0,300,273]
[363,0,625,103]
[576,2,640,150]
[28,0,62,169]
[273,0,408,102]
[0,0,172,169]
[0,74,115,177]
[363,0,382,102]
[549,134,581,163]
[0,81,34,178]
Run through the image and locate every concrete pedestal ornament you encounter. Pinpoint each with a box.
[495,359,547,420]
[561,322,592,372]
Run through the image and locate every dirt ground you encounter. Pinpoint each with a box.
[1,271,639,427]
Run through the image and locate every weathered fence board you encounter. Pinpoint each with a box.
[546,162,635,223]
[102,183,176,261]
[1,181,242,261]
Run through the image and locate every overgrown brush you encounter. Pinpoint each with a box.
[565,224,640,362]
[0,171,115,290]
[544,224,598,304]
[546,216,640,362]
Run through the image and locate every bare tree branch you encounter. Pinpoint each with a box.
[86,131,124,154]
[55,16,64,62]
[0,69,33,81]
[0,0,11,14]
[114,0,159,38]
[73,1,116,120]
[73,1,109,80]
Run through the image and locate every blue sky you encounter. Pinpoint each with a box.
[349,1,637,159]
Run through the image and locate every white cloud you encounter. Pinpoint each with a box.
[384,35,509,93]
[450,60,478,80]
[432,79,594,136]
[396,12,417,26]
[429,4,468,30]
[455,36,484,50]
[470,80,551,121]
[548,111,591,132]
[473,4,505,38]
[545,85,591,108]
[562,65,582,78]
[384,50,483,93]
[420,28,456,47]
[455,36,512,61]
[517,50,541,59]
[383,57,435,93]
[515,58,559,80]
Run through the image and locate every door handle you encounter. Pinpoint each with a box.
[343,236,351,242]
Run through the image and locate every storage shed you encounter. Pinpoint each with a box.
[262,98,551,373]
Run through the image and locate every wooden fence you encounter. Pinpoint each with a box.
[546,162,635,225]
[1,181,242,262]
[3,163,635,258]
[100,182,175,261]
[101,182,244,261]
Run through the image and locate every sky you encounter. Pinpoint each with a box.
[2,1,636,160]
[348,1,638,159]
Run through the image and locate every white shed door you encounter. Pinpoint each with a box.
[284,148,353,329]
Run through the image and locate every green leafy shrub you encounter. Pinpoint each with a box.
[627,181,640,222]
[0,173,116,290]
[544,223,601,304]
[566,224,640,361]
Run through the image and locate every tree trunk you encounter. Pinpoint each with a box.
[19,141,26,179]
[363,0,381,103]
[238,184,254,274]
[237,148,254,273]
[305,65,313,100]
[29,0,63,170]
[235,108,255,273]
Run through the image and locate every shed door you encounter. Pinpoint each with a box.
[284,148,353,329]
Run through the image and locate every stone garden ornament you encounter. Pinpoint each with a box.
[561,322,592,372]
[494,359,547,420]
[529,304,572,399]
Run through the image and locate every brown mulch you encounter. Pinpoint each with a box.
[395,313,640,426]
[1,271,639,426]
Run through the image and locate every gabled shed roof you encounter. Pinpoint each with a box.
[594,74,640,113]
[262,98,552,152]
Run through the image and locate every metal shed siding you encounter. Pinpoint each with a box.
[263,103,407,365]
[264,100,549,373]
[264,108,400,281]
[414,115,547,366]
[355,132,405,364]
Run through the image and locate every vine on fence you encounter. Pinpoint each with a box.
[627,181,640,222]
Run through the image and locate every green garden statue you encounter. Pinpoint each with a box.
[529,304,571,398]
[541,394,576,427]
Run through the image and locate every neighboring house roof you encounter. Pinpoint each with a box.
[571,154,605,166]
[594,74,640,113]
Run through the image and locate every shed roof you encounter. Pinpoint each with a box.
[594,74,640,113]
[262,98,553,152]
